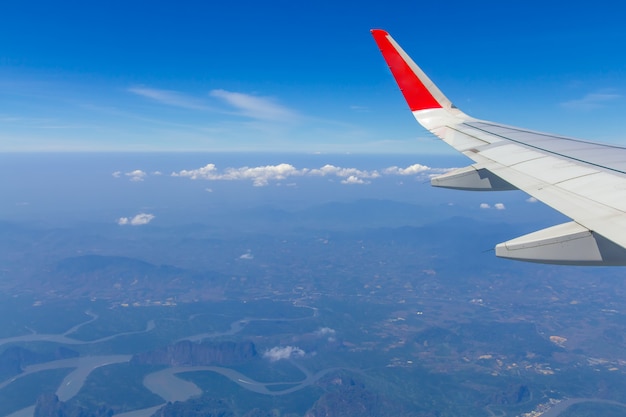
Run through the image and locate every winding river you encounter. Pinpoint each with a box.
[2,307,337,417]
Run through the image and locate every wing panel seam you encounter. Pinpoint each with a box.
[473,121,626,150]
[462,123,626,176]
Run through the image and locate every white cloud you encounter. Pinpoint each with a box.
[384,164,431,175]
[314,327,336,336]
[341,175,368,185]
[129,86,302,123]
[172,163,219,180]
[172,163,306,186]
[125,170,147,182]
[308,164,380,179]
[526,197,538,203]
[112,169,149,181]
[227,164,305,187]
[117,213,155,226]
[263,346,305,362]
[561,92,621,111]
[239,252,254,260]
[130,213,155,225]
[307,164,380,185]
[128,87,212,111]
[210,89,298,121]
[314,327,337,342]
[480,203,505,210]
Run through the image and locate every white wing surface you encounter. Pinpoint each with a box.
[371,29,626,265]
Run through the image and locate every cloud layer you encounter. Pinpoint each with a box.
[162,162,449,187]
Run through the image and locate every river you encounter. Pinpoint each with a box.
[2,308,328,417]
[539,398,626,417]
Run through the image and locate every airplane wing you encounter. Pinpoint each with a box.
[371,29,626,266]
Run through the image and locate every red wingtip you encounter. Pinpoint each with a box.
[371,30,442,111]
[370,29,388,36]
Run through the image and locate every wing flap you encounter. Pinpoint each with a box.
[495,221,626,266]
[431,164,517,191]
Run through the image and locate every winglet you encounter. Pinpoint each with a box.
[371,29,452,112]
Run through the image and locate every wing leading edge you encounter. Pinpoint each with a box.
[371,29,626,266]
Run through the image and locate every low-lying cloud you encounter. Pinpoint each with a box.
[126,170,147,182]
[172,163,303,187]
[113,170,148,182]
[480,203,506,210]
[263,346,305,362]
[117,213,155,226]
[383,164,430,175]
[341,175,368,185]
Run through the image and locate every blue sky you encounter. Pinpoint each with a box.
[2,0,626,153]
